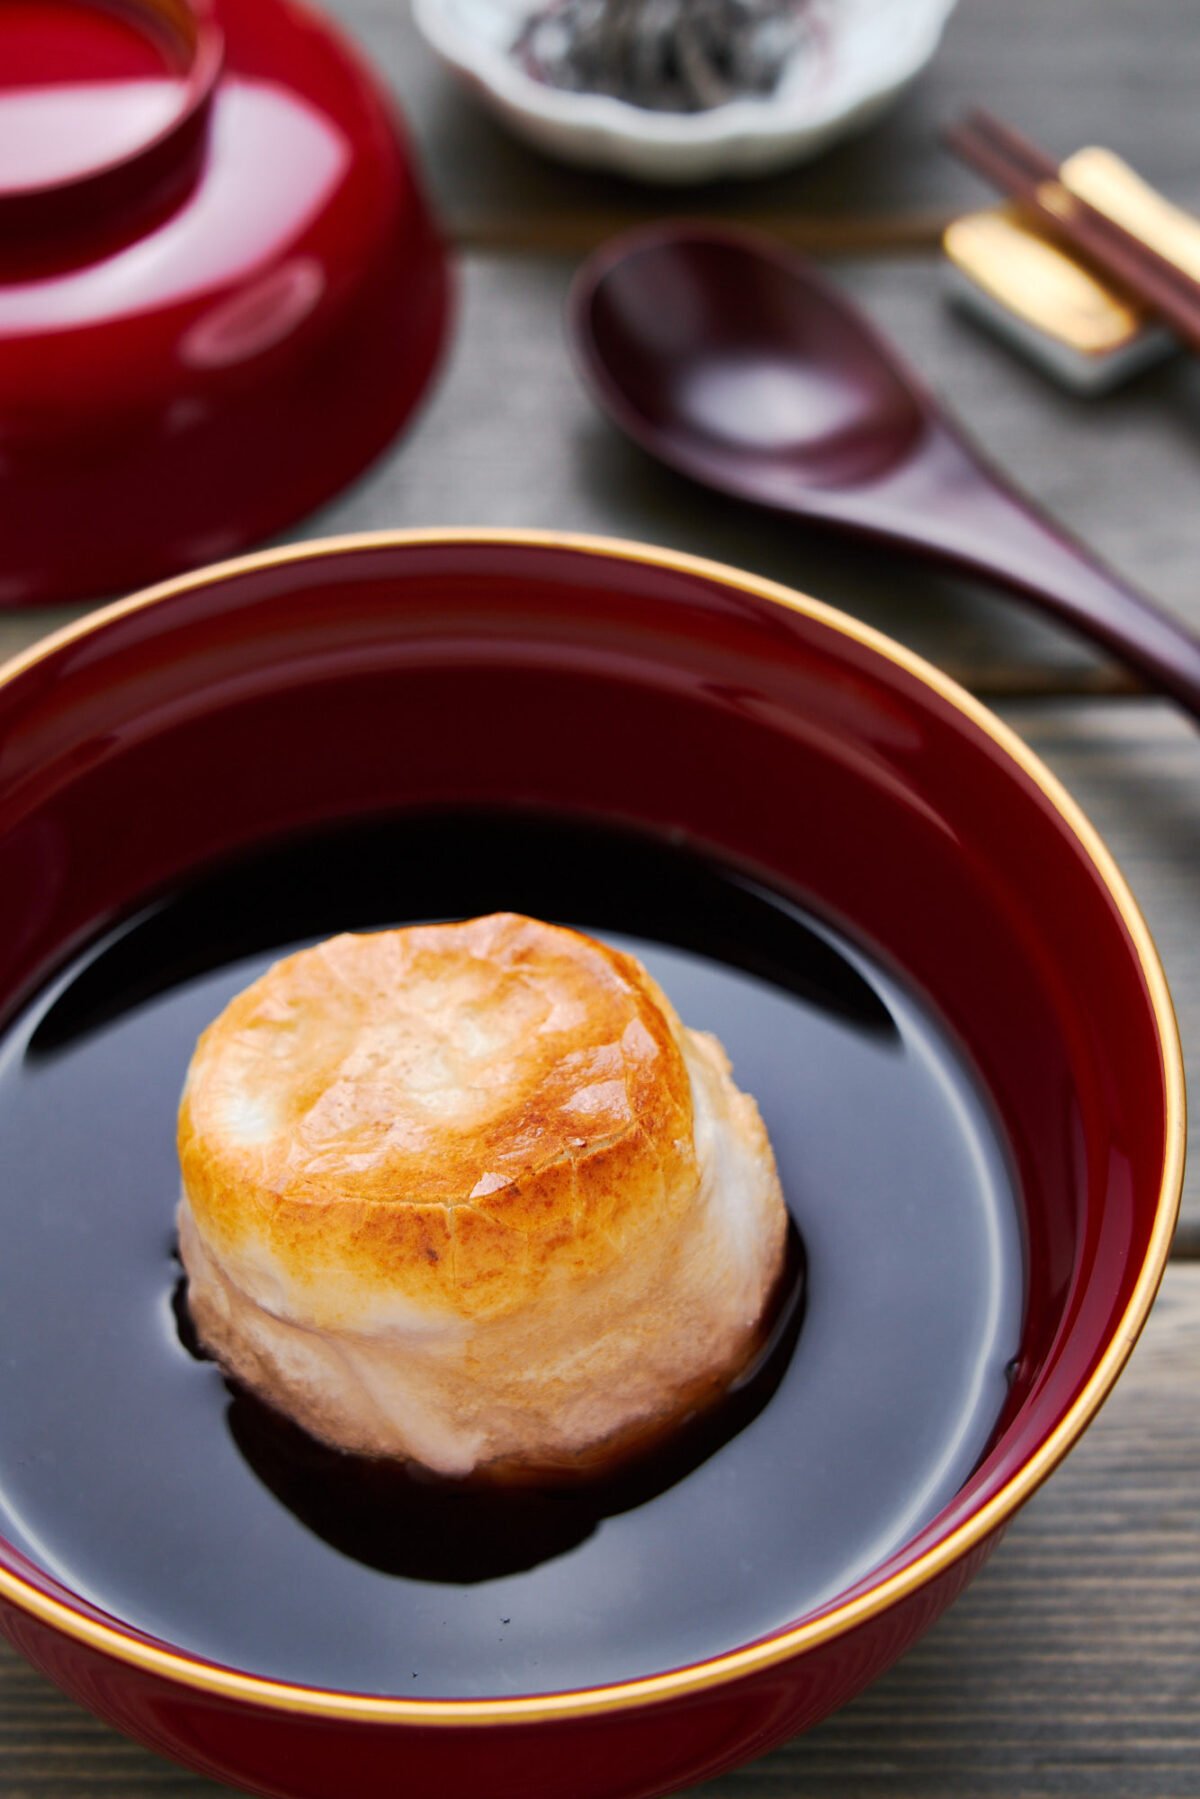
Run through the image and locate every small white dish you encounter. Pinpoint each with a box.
[412,0,959,184]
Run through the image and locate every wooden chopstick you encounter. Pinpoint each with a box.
[961,108,1200,303]
[943,111,1200,353]
[950,109,1200,289]
[959,110,1062,185]
[947,112,1200,311]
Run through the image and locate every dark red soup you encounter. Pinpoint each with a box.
[0,813,1023,1698]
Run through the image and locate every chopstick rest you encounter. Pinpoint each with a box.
[941,119,1200,392]
[943,206,1175,395]
[945,114,1200,348]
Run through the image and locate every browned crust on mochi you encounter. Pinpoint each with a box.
[178,914,697,1321]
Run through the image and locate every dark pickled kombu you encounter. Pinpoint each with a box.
[514,0,818,113]
[0,813,1023,1698]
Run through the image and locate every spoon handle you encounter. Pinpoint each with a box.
[866,426,1200,720]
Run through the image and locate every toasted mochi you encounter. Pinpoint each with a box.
[177,913,788,1478]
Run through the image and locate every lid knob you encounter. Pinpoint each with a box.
[0,0,224,235]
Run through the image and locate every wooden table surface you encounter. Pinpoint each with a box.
[2,2,1200,1794]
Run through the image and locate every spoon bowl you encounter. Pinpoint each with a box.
[581,234,923,491]
[572,224,1200,718]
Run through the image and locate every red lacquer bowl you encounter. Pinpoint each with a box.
[0,0,451,606]
[0,532,1183,1798]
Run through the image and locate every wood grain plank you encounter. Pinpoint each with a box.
[8,252,1198,686]
[3,1263,1197,1798]
[275,250,1200,685]
[321,0,1200,250]
[254,248,1200,684]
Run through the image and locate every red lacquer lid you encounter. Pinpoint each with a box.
[0,0,452,605]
